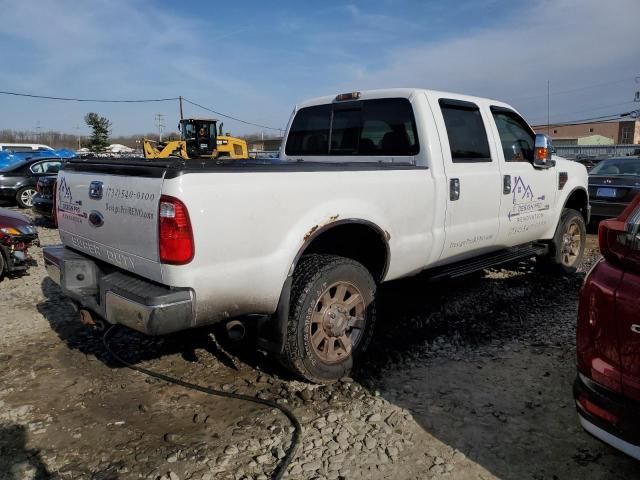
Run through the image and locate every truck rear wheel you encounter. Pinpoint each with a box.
[281,254,376,383]
[538,208,586,274]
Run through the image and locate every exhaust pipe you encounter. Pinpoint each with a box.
[79,309,106,331]
[225,320,246,341]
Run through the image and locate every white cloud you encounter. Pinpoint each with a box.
[0,0,287,134]
[336,0,640,124]
[0,0,638,134]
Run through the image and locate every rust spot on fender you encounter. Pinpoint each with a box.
[304,225,319,241]
[303,214,341,241]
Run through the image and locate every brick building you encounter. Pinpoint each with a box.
[532,119,640,146]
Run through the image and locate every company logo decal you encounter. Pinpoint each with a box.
[57,175,86,222]
[58,177,72,203]
[508,176,550,220]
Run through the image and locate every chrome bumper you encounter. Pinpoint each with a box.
[43,245,195,335]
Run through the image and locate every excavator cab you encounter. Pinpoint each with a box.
[179,118,218,159]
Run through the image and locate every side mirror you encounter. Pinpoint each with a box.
[534,134,553,168]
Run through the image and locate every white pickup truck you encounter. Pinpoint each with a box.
[44,88,589,382]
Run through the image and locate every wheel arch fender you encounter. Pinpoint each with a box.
[289,218,391,282]
[258,214,391,355]
[542,186,589,239]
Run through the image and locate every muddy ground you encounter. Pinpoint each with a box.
[0,205,638,480]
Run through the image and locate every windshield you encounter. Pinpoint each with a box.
[590,157,640,176]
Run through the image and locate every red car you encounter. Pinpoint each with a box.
[575,193,640,460]
[0,207,39,279]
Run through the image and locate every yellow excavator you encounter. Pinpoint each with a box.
[143,118,248,160]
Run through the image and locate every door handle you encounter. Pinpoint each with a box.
[450,178,460,201]
[503,175,511,194]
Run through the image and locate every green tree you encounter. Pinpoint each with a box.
[84,112,112,152]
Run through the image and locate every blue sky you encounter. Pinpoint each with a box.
[0,0,639,136]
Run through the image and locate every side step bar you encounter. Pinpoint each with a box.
[426,243,548,281]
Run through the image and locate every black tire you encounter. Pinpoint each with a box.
[281,254,376,383]
[0,252,4,281]
[537,208,586,274]
[16,186,37,209]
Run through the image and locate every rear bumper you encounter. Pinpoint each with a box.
[43,245,195,335]
[32,196,53,218]
[589,200,628,220]
[574,373,640,460]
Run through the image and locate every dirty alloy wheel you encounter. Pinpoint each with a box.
[281,254,376,383]
[16,186,37,209]
[538,208,586,274]
[560,220,583,267]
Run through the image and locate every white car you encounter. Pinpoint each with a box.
[44,88,590,382]
[0,143,54,152]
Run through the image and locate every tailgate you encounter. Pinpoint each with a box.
[56,164,165,282]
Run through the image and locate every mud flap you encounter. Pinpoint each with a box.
[257,276,292,355]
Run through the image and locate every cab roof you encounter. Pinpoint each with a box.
[296,88,509,110]
[181,118,218,122]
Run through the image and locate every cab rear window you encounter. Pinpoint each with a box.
[285,98,419,157]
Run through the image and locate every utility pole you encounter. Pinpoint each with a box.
[179,96,184,120]
[546,80,550,136]
[35,120,41,143]
[155,113,165,142]
[76,124,81,150]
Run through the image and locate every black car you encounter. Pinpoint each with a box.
[0,157,64,208]
[32,176,57,225]
[574,155,603,172]
[588,156,640,221]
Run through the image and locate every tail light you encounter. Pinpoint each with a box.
[52,181,58,227]
[598,193,640,272]
[159,195,194,264]
[577,263,623,393]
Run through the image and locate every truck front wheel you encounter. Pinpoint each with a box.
[538,208,586,274]
[281,254,376,383]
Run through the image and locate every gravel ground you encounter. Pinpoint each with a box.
[0,205,639,480]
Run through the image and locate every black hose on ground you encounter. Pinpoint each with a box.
[102,325,302,480]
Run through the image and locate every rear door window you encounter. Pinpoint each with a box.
[439,99,491,163]
[285,98,419,157]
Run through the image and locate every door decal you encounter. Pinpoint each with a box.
[508,176,550,220]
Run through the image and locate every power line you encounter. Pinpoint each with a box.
[527,100,637,125]
[182,97,282,132]
[530,112,625,128]
[512,76,636,103]
[0,89,284,133]
[0,90,178,103]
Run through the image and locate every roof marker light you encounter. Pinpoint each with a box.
[335,92,361,102]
